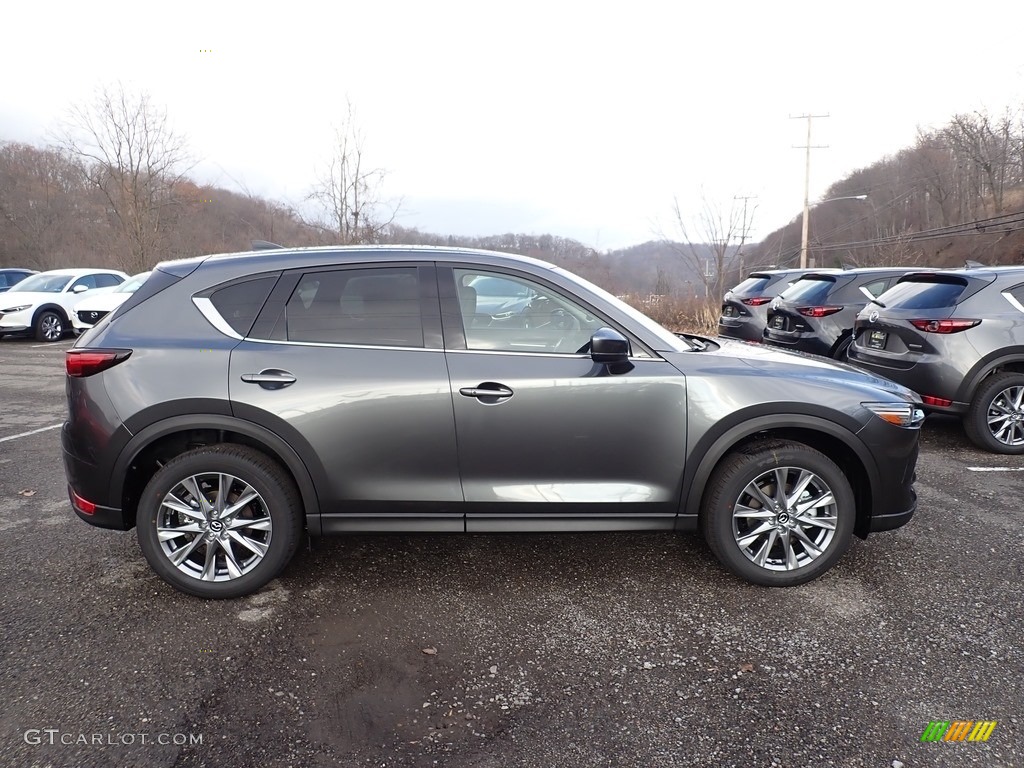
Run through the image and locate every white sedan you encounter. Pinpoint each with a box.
[0,268,128,342]
[72,271,152,333]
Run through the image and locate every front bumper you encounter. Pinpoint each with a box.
[0,309,30,333]
[856,418,920,537]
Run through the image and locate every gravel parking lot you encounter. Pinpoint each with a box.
[0,336,1020,768]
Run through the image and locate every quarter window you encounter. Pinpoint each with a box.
[211,276,279,336]
[94,274,124,288]
[286,267,424,347]
[453,269,608,354]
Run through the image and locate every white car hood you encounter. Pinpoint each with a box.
[74,292,132,313]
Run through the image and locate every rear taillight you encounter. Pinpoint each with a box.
[909,319,981,334]
[741,297,772,306]
[66,349,132,377]
[797,306,843,318]
[922,395,953,407]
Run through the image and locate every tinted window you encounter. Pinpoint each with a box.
[779,277,836,304]
[211,276,279,336]
[94,274,124,288]
[0,274,7,288]
[454,269,607,354]
[1008,285,1024,309]
[731,274,773,295]
[286,267,423,347]
[877,278,968,310]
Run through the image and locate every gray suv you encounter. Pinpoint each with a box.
[719,268,841,342]
[63,246,923,598]
[849,266,1024,454]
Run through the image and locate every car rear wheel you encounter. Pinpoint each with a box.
[964,372,1024,454]
[34,310,65,342]
[702,440,855,586]
[832,335,852,361]
[136,445,304,598]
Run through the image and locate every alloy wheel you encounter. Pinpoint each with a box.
[731,466,838,572]
[156,472,273,582]
[986,384,1024,447]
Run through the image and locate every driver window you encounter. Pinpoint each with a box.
[453,269,606,354]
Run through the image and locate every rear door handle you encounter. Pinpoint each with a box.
[459,383,514,400]
[240,369,296,390]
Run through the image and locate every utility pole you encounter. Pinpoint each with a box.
[791,114,829,269]
[733,195,758,278]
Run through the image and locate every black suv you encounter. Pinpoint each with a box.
[719,268,841,342]
[763,268,922,359]
[849,266,1024,454]
[63,246,923,598]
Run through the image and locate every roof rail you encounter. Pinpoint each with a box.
[251,240,284,251]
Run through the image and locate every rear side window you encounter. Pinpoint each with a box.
[731,274,773,295]
[877,278,968,310]
[779,277,836,304]
[210,276,279,336]
[1008,285,1024,309]
[286,267,423,347]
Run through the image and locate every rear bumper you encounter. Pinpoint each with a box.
[62,424,132,530]
[718,317,765,342]
[67,484,130,530]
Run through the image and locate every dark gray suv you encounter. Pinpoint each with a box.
[764,268,922,359]
[63,246,923,598]
[719,268,841,342]
[849,266,1024,454]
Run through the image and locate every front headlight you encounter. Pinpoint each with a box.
[862,402,926,428]
[1,305,31,313]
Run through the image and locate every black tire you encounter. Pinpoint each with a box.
[136,444,304,598]
[34,310,65,342]
[832,335,852,361]
[701,440,855,586]
[964,372,1024,455]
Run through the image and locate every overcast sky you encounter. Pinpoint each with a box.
[3,1,1023,250]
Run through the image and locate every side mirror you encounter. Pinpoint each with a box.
[590,327,630,365]
[72,285,89,293]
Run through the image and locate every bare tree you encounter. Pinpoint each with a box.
[57,84,193,272]
[663,192,757,301]
[307,100,399,244]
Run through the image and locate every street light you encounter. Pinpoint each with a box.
[800,194,868,269]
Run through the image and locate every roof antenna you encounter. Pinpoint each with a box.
[252,240,284,250]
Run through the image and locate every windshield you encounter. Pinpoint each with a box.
[730,274,774,295]
[117,271,152,293]
[9,274,72,293]
[779,276,837,304]
[552,267,692,351]
[875,277,969,309]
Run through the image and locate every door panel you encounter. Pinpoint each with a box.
[446,351,687,518]
[230,342,462,511]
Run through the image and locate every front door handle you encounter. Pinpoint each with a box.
[240,369,297,390]
[459,382,514,401]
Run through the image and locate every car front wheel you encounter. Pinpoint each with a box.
[702,440,855,586]
[964,372,1024,454]
[136,445,304,598]
[34,310,65,342]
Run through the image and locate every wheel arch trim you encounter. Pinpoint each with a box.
[958,348,1024,404]
[110,414,322,532]
[681,412,880,526]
